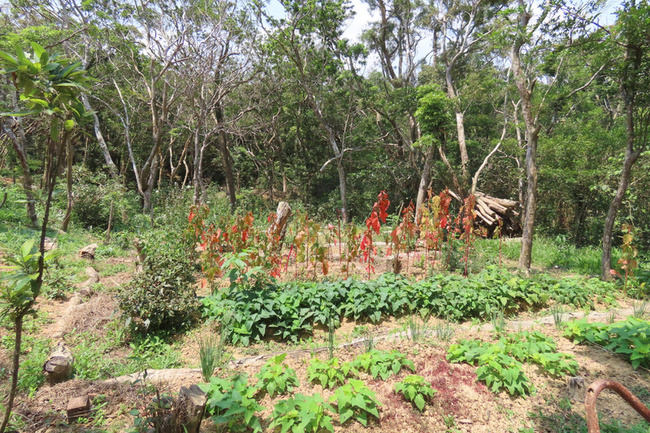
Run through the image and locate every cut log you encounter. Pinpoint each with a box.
[79,243,98,260]
[67,395,91,422]
[44,342,74,383]
[270,201,292,242]
[174,385,207,433]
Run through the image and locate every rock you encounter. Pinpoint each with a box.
[79,267,100,290]
[79,243,98,260]
[44,342,74,383]
[67,395,91,422]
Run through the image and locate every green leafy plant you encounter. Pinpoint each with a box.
[202,266,617,346]
[352,349,415,380]
[329,379,381,426]
[447,331,578,396]
[564,317,650,369]
[201,374,265,433]
[307,357,357,390]
[270,393,334,433]
[118,250,200,335]
[394,375,437,412]
[129,390,175,433]
[254,354,299,398]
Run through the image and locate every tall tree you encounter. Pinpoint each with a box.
[259,0,365,221]
[600,0,650,279]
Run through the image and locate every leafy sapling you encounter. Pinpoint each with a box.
[394,375,437,412]
[201,374,265,433]
[352,349,415,380]
[254,353,299,398]
[329,379,381,426]
[307,357,358,389]
[271,393,334,433]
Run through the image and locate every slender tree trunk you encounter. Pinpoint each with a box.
[601,146,641,280]
[511,4,541,273]
[81,94,118,178]
[0,314,24,433]
[61,134,74,232]
[336,159,348,222]
[446,66,469,181]
[192,127,202,205]
[215,104,236,211]
[415,146,435,223]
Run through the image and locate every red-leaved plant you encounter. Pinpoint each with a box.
[361,191,390,278]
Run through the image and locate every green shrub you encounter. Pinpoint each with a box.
[447,331,578,396]
[352,349,415,380]
[564,318,650,369]
[307,357,357,390]
[202,374,265,433]
[270,393,334,433]
[254,353,300,398]
[329,379,381,426]
[394,375,436,412]
[118,251,200,334]
[202,266,620,345]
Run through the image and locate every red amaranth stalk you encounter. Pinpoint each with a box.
[285,244,294,273]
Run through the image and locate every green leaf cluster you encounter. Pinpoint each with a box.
[201,374,265,433]
[394,375,436,412]
[329,379,381,426]
[307,357,358,390]
[447,331,578,396]
[563,318,650,369]
[352,349,415,381]
[117,250,200,335]
[270,393,334,433]
[0,42,92,138]
[254,354,300,398]
[0,240,59,320]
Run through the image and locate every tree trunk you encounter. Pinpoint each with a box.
[61,134,74,232]
[336,159,349,222]
[81,94,118,178]
[215,104,236,211]
[601,145,641,280]
[0,314,24,433]
[415,145,435,223]
[511,3,541,273]
[446,65,469,181]
[192,127,203,205]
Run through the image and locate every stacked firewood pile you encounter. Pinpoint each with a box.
[474,192,521,237]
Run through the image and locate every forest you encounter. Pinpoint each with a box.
[1,0,650,432]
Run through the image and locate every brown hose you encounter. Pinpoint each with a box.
[586,379,650,433]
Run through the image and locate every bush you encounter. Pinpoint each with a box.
[118,250,200,334]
